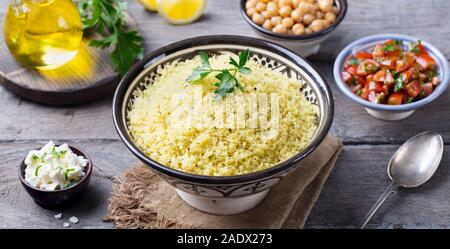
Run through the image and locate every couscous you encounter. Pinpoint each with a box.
[128,53,318,176]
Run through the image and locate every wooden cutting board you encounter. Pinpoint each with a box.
[0,13,140,106]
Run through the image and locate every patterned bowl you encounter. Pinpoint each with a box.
[112,35,333,215]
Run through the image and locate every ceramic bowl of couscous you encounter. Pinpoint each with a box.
[113,35,333,215]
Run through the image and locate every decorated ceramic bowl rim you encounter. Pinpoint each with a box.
[239,0,348,41]
[333,33,450,112]
[19,145,93,193]
[112,35,333,185]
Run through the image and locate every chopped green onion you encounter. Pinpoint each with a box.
[35,166,41,177]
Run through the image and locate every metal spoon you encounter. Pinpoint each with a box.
[359,131,443,229]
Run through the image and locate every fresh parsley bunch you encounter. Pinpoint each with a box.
[75,0,144,76]
[186,49,252,98]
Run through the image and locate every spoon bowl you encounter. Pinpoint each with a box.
[388,131,444,188]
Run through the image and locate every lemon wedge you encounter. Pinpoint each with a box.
[157,0,206,25]
[137,0,158,11]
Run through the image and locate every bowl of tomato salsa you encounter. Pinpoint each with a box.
[333,34,449,120]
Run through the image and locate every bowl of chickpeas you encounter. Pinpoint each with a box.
[241,0,347,57]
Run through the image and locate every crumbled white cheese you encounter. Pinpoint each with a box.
[24,141,88,190]
[54,213,62,219]
[69,216,79,224]
[63,222,70,228]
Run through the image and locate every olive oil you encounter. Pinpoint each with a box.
[4,0,83,70]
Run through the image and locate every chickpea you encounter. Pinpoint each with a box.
[287,29,294,35]
[332,6,339,14]
[291,0,301,8]
[305,27,313,34]
[322,19,331,27]
[261,10,272,19]
[255,2,267,12]
[252,13,265,25]
[278,0,292,6]
[245,0,257,9]
[311,3,318,13]
[291,8,303,22]
[261,0,271,3]
[302,13,315,25]
[246,7,256,16]
[266,2,279,16]
[316,11,324,19]
[279,5,292,17]
[317,0,333,12]
[281,17,294,28]
[324,11,336,23]
[292,23,305,35]
[273,23,287,33]
[310,19,325,32]
[270,16,282,25]
[262,19,273,30]
[297,2,313,15]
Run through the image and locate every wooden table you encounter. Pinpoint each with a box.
[1,0,449,229]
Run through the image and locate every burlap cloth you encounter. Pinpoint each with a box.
[104,135,342,229]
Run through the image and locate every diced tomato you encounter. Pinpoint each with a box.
[385,70,394,85]
[373,70,386,82]
[400,69,413,82]
[416,54,437,70]
[387,92,404,105]
[379,57,395,70]
[382,85,390,96]
[356,59,380,76]
[345,65,357,75]
[356,63,367,76]
[354,75,366,85]
[368,81,383,92]
[372,44,385,58]
[355,51,373,60]
[373,70,394,85]
[360,84,370,100]
[421,82,434,97]
[396,53,414,72]
[368,91,378,103]
[411,42,428,55]
[405,80,421,97]
[342,71,352,82]
[364,59,380,73]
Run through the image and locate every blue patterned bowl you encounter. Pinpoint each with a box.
[113,35,333,214]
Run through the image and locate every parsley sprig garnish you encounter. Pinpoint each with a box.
[186,49,252,99]
[75,0,144,76]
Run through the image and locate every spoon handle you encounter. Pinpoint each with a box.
[359,182,399,229]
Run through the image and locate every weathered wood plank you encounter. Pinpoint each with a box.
[304,145,450,229]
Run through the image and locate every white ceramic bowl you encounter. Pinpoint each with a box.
[240,0,348,57]
[334,34,450,121]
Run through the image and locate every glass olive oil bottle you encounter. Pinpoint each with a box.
[4,0,83,70]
